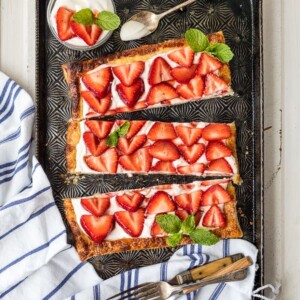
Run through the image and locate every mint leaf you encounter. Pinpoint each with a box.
[190,228,219,246]
[73,8,94,26]
[96,11,121,30]
[117,121,130,137]
[166,233,183,247]
[106,131,119,147]
[185,28,209,53]
[181,215,195,234]
[205,43,234,63]
[156,214,182,234]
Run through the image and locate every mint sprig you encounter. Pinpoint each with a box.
[106,121,130,147]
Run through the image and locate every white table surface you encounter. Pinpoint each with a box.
[1,0,299,299]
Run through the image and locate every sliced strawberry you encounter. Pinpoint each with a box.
[81,91,111,115]
[83,132,108,156]
[206,141,232,161]
[177,76,204,99]
[146,83,178,105]
[119,148,152,172]
[56,7,75,41]
[116,192,144,212]
[151,161,176,173]
[126,121,147,139]
[147,122,177,141]
[84,148,118,173]
[203,73,228,96]
[175,210,189,221]
[197,53,223,76]
[112,61,145,87]
[202,205,226,228]
[71,21,102,46]
[149,141,180,161]
[178,143,205,164]
[206,158,233,174]
[177,163,205,175]
[81,197,110,217]
[167,47,194,67]
[151,219,167,237]
[201,185,231,206]
[175,126,203,146]
[82,67,113,98]
[146,191,176,215]
[80,215,114,243]
[202,124,231,141]
[85,120,114,139]
[174,190,202,214]
[116,78,144,107]
[170,65,198,83]
[148,57,173,85]
[115,209,144,237]
[117,134,146,155]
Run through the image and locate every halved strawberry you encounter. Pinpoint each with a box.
[83,132,108,156]
[116,78,144,107]
[80,215,114,243]
[147,122,177,140]
[178,143,205,164]
[84,148,118,173]
[126,121,147,139]
[202,205,226,228]
[81,91,111,115]
[167,47,194,67]
[151,161,176,173]
[177,163,205,175]
[174,190,202,214]
[115,209,144,237]
[116,192,144,212]
[203,73,228,96]
[70,21,102,46]
[201,185,231,206]
[85,120,114,139]
[149,141,180,161]
[82,67,113,98]
[148,57,173,85]
[175,126,203,146]
[175,210,189,221]
[202,124,231,141]
[56,7,75,41]
[206,158,233,174]
[117,134,146,155]
[146,191,176,215]
[119,148,152,172]
[151,219,167,237]
[81,197,110,217]
[197,53,223,76]
[206,141,232,161]
[112,61,145,87]
[176,76,204,99]
[146,83,178,105]
[170,65,198,83]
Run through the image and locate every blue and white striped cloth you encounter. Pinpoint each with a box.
[0,72,258,300]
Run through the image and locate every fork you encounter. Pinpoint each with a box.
[107,256,253,300]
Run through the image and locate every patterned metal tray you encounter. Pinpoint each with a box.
[36,0,263,288]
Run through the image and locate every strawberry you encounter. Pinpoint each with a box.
[206,141,232,161]
[70,21,102,46]
[83,132,108,156]
[175,210,189,221]
[146,191,176,215]
[167,47,194,67]
[80,215,114,243]
[151,161,176,173]
[82,67,113,98]
[206,158,233,174]
[202,124,231,141]
[201,185,231,206]
[203,73,228,96]
[177,163,205,175]
[81,91,111,115]
[174,190,202,214]
[178,143,205,164]
[115,209,144,237]
[147,122,177,141]
[202,205,226,228]
[81,197,110,217]
[175,126,203,146]
[85,120,114,139]
[170,65,198,83]
[112,61,145,87]
[126,121,146,139]
[84,148,118,173]
[119,148,152,172]
[176,76,204,99]
[117,134,147,155]
[151,219,167,237]
[56,7,75,41]
[116,78,144,107]
[197,53,223,76]
[116,192,144,212]
[148,57,173,85]
[146,83,178,105]
[149,141,180,161]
